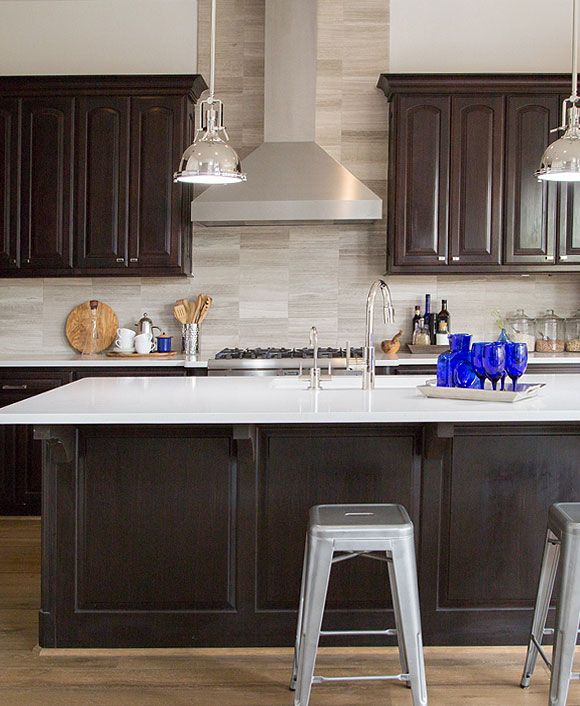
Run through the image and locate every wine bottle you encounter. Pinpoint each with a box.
[424,294,437,344]
[411,305,421,338]
[436,299,451,345]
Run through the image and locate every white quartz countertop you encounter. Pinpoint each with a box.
[0,354,207,368]
[1,373,579,425]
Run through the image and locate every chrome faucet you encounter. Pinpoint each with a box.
[309,326,321,389]
[362,278,395,390]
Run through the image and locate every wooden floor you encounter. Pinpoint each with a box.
[1,518,579,705]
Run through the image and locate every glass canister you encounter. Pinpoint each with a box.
[506,308,536,349]
[565,311,580,352]
[535,309,565,352]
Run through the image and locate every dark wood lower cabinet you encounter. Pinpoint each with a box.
[38,421,580,648]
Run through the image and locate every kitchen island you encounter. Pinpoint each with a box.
[1,374,579,649]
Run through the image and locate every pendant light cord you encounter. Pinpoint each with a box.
[209,0,217,99]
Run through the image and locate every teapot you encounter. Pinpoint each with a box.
[135,313,161,338]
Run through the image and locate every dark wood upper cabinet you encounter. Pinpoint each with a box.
[0,75,205,278]
[449,96,504,266]
[390,95,450,268]
[76,96,130,270]
[129,96,185,273]
[0,99,19,271]
[379,73,580,273]
[20,97,75,272]
[504,95,559,265]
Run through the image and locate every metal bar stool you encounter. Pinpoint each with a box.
[521,503,580,706]
[290,503,428,706]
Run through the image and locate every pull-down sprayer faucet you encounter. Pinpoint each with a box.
[363,278,395,390]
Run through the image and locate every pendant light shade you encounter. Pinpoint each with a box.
[537,0,580,182]
[174,0,246,185]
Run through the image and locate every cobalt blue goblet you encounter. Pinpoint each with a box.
[482,342,506,391]
[471,342,487,389]
[505,342,528,390]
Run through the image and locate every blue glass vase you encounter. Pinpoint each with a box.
[437,333,471,387]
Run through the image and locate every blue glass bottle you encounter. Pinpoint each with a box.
[436,342,453,387]
[448,333,472,387]
[437,333,471,387]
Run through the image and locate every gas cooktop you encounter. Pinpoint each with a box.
[214,346,364,360]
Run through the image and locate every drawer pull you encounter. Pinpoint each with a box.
[452,256,460,261]
[437,256,446,262]
[1,384,28,390]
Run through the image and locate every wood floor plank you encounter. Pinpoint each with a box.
[0,517,578,705]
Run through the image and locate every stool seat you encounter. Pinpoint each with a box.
[309,504,413,539]
[549,503,580,536]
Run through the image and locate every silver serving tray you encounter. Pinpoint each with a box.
[417,380,545,403]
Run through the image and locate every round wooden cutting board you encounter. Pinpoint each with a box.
[65,300,119,353]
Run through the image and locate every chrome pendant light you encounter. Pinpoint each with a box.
[174,0,246,184]
[537,0,580,181]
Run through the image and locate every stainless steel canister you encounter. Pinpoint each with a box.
[182,323,200,357]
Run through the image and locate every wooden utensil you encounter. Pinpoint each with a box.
[65,300,118,353]
[197,295,213,324]
[173,303,188,325]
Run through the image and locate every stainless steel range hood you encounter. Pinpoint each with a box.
[191,0,383,226]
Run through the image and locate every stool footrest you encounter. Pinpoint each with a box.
[320,629,397,637]
[313,673,408,684]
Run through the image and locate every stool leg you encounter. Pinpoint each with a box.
[290,535,310,691]
[390,537,428,706]
[548,535,580,706]
[521,530,560,688]
[294,535,334,706]
[387,556,410,686]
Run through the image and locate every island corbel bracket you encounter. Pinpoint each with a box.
[233,424,258,459]
[34,425,76,463]
[424,423,454,461]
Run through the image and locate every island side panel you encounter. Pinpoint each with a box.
[421,423,580,645]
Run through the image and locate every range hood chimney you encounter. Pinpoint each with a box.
[191,0,383,225]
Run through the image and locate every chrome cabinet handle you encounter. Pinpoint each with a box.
[1,384,28,390]
[545,255,554,261]
[452,256,460,261]
[437,256,446,262]
[560,255,569,261]
[116,257,125,263]
[130,257,139,263]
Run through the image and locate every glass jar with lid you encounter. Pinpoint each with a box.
[506,308,535,349]
[535,309,565,352]
[565,311,580,352]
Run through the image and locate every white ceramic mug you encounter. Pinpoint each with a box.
[134,333,154,354]
[115,328,136,352]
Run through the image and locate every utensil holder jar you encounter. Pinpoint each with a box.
[182,323,200,357]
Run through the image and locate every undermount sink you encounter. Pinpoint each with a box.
[271,376,430,390]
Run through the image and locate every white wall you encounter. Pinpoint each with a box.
[0,0,197,74]
[390,0,573,72]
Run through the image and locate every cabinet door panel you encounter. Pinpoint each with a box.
[559,183,580,263]
[129,96,184,271]
[0,376,65,515]
[558,91,580,264]
[0,99,19,272]
[504,96,559,264]
[392,95,450,267]
[450,96,504,265]
[76,97,129,269]
[20,97,74,271]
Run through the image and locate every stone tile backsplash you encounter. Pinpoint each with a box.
[1,226,578,357]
